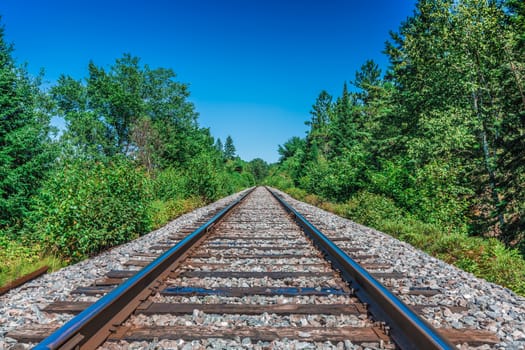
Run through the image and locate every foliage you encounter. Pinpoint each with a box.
[0,232,63,287]
[339,191,408,228]
[0,17,254,275]
[385,0,524,243]
[270,1,525,291]
[151,167,189,201]
[223,135,236,160]
[0,23,56,229]
[184,151,228,201]
[27,158,152,261]
[149,197,205,230]
[264,166,295,190]
[246,158,269,184]
[52,54,200,169]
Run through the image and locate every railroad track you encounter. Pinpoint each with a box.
[5,187,501,349]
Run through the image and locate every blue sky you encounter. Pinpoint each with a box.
[0,0,416,163]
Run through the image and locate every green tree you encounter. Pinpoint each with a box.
[353,59,382,104]
[305,90,333,158]
[247,158,269,184]
[52,75,112,157]
[383,0,525,240]
[52,54,200,169]
[278,136,305,163]
[277,136,306,186]
[497,0,525,244]
[224,135,236,160]
[215,138,224,155]
[330,82,357,157]
[0,21,55,228]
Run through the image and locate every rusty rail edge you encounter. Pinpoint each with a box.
[0,265,49,296]
[34,187,255,350]
[268,187,455,350]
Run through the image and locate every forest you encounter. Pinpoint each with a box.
[0,27,267,284]
[1,0,524,294]
[267,0,525,293]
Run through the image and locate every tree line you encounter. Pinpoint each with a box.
[271,0,524,253]
[0,20,268,264]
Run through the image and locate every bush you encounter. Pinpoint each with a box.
[342,191,407,228]
[184,152,225,201]
[264,172,295,191]
[149,197,205,229]
[27,158,152,262]
[285,187,309,201]
[152,167,188,201]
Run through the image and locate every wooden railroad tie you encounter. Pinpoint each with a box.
[6,323,500,346]
[43,300,468,316]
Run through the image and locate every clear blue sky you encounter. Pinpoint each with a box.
[0,0,416,163]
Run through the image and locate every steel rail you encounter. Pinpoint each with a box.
[34,188,255,350]
[268,187,455,350]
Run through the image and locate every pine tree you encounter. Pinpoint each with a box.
[223,135,236,160]
[215,138,223,154]
[305,90,333,158]
[0,21,55,228]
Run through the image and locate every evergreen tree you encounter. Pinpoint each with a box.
[215,138,223,154]
[383,0,524,240]
[332,83,352,147]
[305,90,333,158]
[224,135,236,160]
[270,0,524,249]
[353,59,382,105]
[0,22,55,228]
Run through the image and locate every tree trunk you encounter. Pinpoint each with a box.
[472,91,506,233]
[504,46,525,110]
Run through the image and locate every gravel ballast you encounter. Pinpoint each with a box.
[273,188,525,350]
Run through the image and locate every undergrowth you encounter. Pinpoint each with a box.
[0,195,208,289]
[0,234,64,287]
[149,197,207,230]
[280,186,525,296]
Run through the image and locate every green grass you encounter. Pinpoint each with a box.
[0,235,65,287]
[149,196,206,230]
[280,187,525,296]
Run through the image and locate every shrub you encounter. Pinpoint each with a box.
[149,197,205,229]
[285,187,309,201]
[152,167,188,201]
[264,173,295,191]
[342,191,407,228]
[184,152,224,201]
[28,158,152,262]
